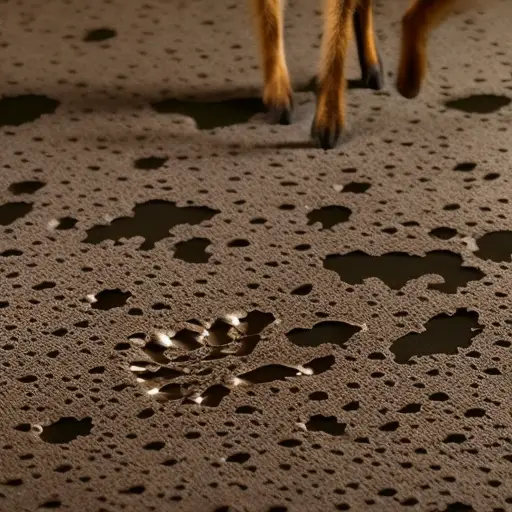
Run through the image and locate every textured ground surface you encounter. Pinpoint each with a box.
[1,0,512,511]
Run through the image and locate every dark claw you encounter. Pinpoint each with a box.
[396,70,421,99]
[267,104,292,125]
[310,117,341,150]
[363,55,384,91]
[397,82,420,99]
[266,94,293,125]
[396,58,422,99]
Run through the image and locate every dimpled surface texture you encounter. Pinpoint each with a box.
[1,0,512,511]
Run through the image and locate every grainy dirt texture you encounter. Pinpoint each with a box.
[1,1,511,511]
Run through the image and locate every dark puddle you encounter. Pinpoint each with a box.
[226,452,251,464]
[143,441,165,451]
[442,503,474,512]
[134,156,168,170]
[429,227,458,240]
[307,206,352,230]
[286,321,361,349]
[0,95,60,127]
[324,250,484,292]
[398,403,422,414]
[390,308,483,364]
[445,94,511,114]
[83,28,117,42]
[0,202,33,226]
[157,383,189,401]
[151,96,264,130]
[197,384,231,407]
[291,284,313,296]
[33,281,56,291]
[39,417,93,444]
[8,180,46,195]
[444,434,467,444]
[120,486,146,495]
[453,162,476,172]
[83,200,219,250]
[475,231,512,262]
[303,354,336,374]
[227,238,250,248]
[55,216,78,230]
[136,367,185,384]
[173,237,212,263]
[242,310,276,335]
[236,354,336,386]
[341,182,371,194]
[39,500,63,509]
[92,288,132,310]
[278,439,302,448]
[306,415,346,436]
[137,408,155,419]
[1,249,23,257]
[238,364,299,385]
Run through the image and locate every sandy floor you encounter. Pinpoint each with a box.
[1,1,512,511]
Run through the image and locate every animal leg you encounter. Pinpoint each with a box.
[311,0,358,150]
[252,0,293,124]
[397,0,459,98]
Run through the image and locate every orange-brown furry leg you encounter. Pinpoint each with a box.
[397,0,458,99]
[252,0,293,124]
[311,0,357,150]
[353,0,383,90]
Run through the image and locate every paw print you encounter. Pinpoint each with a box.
[128,310,335,406]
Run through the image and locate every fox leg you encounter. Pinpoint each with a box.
[252,0,293,124]
[397,0,458,98]
[353,0,384,90]
[311,0,358,150]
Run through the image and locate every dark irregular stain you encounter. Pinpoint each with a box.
[286,321,361,349]
[40,417,93,444]
[173,238,212,263]
[390,308,484,364]
[151,96,264,130]
[83,200,219,250]
[0,95,60,127]
[0,202,33,226]
[324,250,484,293]
[306,415,346,436]
[134,156,169,170]
[445,94,511,114]
[307,205,352,230]
[474,231,512,262]
[92,289,132,310]
[8,180,46,195]
[56,217,78,230]
[83,28,117,42]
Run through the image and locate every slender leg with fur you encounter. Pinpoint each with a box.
[353,0,383,90]
[252,0,293,124]
[397,0,458,98]
[311,0,358,150]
